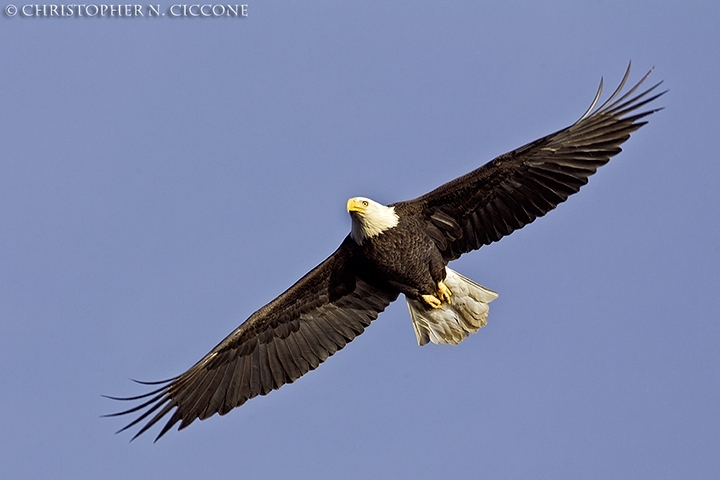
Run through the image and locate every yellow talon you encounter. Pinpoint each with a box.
[422,294,443,309]
[437,281,452,304]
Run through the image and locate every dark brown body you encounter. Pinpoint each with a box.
[357,210,447,301]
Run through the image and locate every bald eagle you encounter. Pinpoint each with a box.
[107,65,664,441]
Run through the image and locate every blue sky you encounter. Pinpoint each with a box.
[2,1,719,478]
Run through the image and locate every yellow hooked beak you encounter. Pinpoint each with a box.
[346,198,368,213]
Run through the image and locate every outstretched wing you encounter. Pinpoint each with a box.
[105,236,398,441]
[408,64,665,261]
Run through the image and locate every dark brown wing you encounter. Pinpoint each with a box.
[405,64,665,261]
[105,236,398,441]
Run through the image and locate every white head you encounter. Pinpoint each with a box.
[346,196,399,245]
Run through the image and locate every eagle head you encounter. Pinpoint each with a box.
[347,197,399,245]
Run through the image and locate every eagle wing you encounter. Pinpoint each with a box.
[106,236,398,441]
[408,65,665,261]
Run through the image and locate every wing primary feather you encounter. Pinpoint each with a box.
[176,368,221,426]
[152,408,184,442]
[527,166,591,192]
[115,394,173,437]
[603,69,656,113]
[577,76,604,122]
[101,382,169,403]
[593,61,634,113]
[102,389,169,420]
[200,362,233,420]
[130,377,177,386]
[524,172,567,199]
[611,96,665,121]
[198,364,231,419]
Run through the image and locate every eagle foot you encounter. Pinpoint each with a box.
[437,281,452,304]
[421,294,443,309]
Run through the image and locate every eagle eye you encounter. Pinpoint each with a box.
[362,200,369,207]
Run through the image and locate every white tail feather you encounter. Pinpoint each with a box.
[406,267,498,346]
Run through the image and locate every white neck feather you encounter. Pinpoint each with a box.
[349,198,399,245]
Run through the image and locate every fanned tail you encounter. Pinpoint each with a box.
[406,267,498,346]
